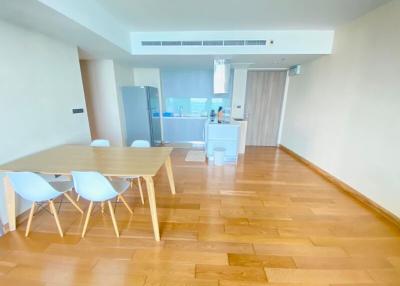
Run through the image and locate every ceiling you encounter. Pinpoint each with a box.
[116,54,321,69]
[0,0,133,61]
[0,0,391,68]
[97,0,390,31]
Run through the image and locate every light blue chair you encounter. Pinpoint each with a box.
[6,172,83,237]
[124,140,151,204]
[71,171,132,238]
[90,139,110,147]
[131,140,150,148]
[76,139,112,203]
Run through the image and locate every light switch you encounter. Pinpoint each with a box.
[72,108,84,114]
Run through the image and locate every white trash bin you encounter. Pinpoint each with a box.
[213,147,226,166]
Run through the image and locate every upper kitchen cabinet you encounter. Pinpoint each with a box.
[161,68,233,118]
[162,69,213,99]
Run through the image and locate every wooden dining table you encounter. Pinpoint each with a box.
[0,144,176,241]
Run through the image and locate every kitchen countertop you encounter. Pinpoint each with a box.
[207,120,240,125]
[163,116,207,119]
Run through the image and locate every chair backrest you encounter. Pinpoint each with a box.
[130,140,150,148]
[6,172,61,202]
[71,171,118,202]
[90,139,110,147]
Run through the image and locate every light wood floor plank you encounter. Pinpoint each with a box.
[367,269,400,284]
[132,249,228,265]
[265,268,375,284]
[294,256,393,269]
[228,253,296,268]
[254,244,348,257]
[195,264,267,282]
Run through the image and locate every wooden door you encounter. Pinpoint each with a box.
[245,71,287,146]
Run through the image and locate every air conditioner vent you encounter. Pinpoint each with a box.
[141,41,162,46]
[161,41,182,46]
[141,40,268,47]
[203,40,224,46]
[245,40,267,45]
[224,40,245,46]
[182,41,202,46]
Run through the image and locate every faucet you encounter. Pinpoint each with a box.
[178,105,183,117]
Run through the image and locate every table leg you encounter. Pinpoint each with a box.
[165,156,176,195]
[3,176,16,231]
[143,175,160,241]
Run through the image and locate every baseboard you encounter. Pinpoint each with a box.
[279,144,400,228]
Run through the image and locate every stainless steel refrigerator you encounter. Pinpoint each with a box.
[121,86,161,146]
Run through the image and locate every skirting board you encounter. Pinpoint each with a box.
[279,144,400,228]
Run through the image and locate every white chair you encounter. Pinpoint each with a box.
[76,139,112,203]
[131,140,151,148]
[71,171,132,238]
[90,139,110,147]
[124,140,151,204]
[6,172,83,237]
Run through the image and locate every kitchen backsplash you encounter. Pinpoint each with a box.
[164,97,231,117]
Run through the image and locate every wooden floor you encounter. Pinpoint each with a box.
[0,147,399,285]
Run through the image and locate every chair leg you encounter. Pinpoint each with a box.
[137,177,144,205]
[63,192,84,214]
[101,202,105,213]
[118,195,133,214]
[82,201,93,238]
[49,200,63,238]
[76,194,80,202]
[25,202,36,237]
[107,201,119,237]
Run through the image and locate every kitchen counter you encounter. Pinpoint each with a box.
[163,117,207,143]
[205,121,240,163]
[163,116,207,120]
[208,120,240,125]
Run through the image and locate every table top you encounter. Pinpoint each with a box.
[0,145,173,177]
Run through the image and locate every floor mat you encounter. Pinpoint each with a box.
[185,150,206,162]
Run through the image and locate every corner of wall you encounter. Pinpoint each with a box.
[277,70,290,144]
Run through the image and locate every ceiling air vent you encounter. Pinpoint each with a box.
[224,40,245,46]
[182,41,202,46]
[141,40,268,47]
[141,41,162,46]
[203,40,224,46]
[245,40,267,45]
[161,41,182,46]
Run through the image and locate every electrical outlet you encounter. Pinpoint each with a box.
[72,108,84,114]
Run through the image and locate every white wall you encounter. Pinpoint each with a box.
[133,68,164,140]
[281,1,400,217]
[113,62,135,144]
[231,68,248,120]
[80,60,125,146]
[0,20,91,224]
